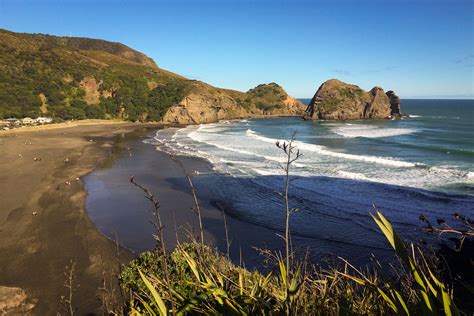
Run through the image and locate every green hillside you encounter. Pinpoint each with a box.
[0,29,197,121]
[0,29,304,122]
[247,82,288,111]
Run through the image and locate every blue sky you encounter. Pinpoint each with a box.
[0,0,472,98]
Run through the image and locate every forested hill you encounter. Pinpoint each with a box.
[0,29,304,122]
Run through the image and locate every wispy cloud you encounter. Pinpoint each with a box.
[365,66,396,74]
[333,69,351,76]
[333,66,396,76]
[454,53,474,64]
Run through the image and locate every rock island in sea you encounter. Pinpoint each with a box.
[304,79,405,120]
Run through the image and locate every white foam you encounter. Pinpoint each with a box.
[252,168,278,176]
[149,123,472,193]
[297,141,417,167]
[247,129,417,168]
[429,116,460,120]
[332,125,416,138]
[195,123,227,133]
[429,166,474,182]
[190,129,299,166]
[337,170,371,181]
[246,129,277,144]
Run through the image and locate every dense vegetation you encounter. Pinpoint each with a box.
[0,29,196,121]
[0,30,300,122]
[121,230,471,315]
[247,83,287,111]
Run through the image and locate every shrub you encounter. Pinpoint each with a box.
[116,138,468,315]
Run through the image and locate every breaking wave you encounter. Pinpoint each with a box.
[331,124,417,138]
[150,117,473,196]
[246,129,418,168]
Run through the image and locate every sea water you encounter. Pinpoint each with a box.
[149,99,473,260]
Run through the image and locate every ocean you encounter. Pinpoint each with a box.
[147,99,474,262]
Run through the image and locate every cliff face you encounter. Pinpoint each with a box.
[162,83,306,124]
[0,29,304,123]
[162,90,247,125]
[386,90,402,116]
[304,79,401,120]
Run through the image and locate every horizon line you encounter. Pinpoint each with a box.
[296,96,474,100]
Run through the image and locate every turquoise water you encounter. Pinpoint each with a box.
[296,98,473,194]
[155,99,473,195]
[149,99,473,261]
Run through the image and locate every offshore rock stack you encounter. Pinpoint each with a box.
[304,79,406,120]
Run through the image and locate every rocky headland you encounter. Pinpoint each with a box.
[162,82,305,125]
[2,29,409,125]
[304,79,404,120]
[0,29,305,125]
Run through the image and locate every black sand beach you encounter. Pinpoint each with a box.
[84,129,399,270]
[85,131,285,269]
[0,121,156,314]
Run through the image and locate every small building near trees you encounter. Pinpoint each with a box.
[36,117,53,124]
[21,117,35,125]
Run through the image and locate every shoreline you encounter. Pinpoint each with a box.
[0,119,140,134]
[0,115,303,133]
[0,116,314,313]
[83,134,288,268]
[0,121,158,314]
[83,125,395,270]
[92,118,473,268]
[2,114,471,312]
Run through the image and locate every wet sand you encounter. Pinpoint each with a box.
[84,128,407,271]
[0,121,157,315]
[84,132,301,269]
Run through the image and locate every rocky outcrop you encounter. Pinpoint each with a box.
[162,92,248,125]
[79,76,101,105]
[386,90,402,117]
[162,83,306,125]
[79,76,117,105]
[304,79,402,120]
[366,87,392,118]
[282,95,306,114]
[0,286,36,314]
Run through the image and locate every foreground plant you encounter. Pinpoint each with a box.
[124,209,463,315]
[120,139,465,315]
[339,209,460,316]
[130,176,176,315]
[275,134,302,280]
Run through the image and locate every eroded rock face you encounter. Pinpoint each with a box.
[366,87,391,118]
[386,90,401,117]
[162,92,248,125]
[304,79,401,120]
[79,76,101,105]
[161,83,306,125]
[278,95,306,115]
[79,76,117,105]
[0,286,36,314]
